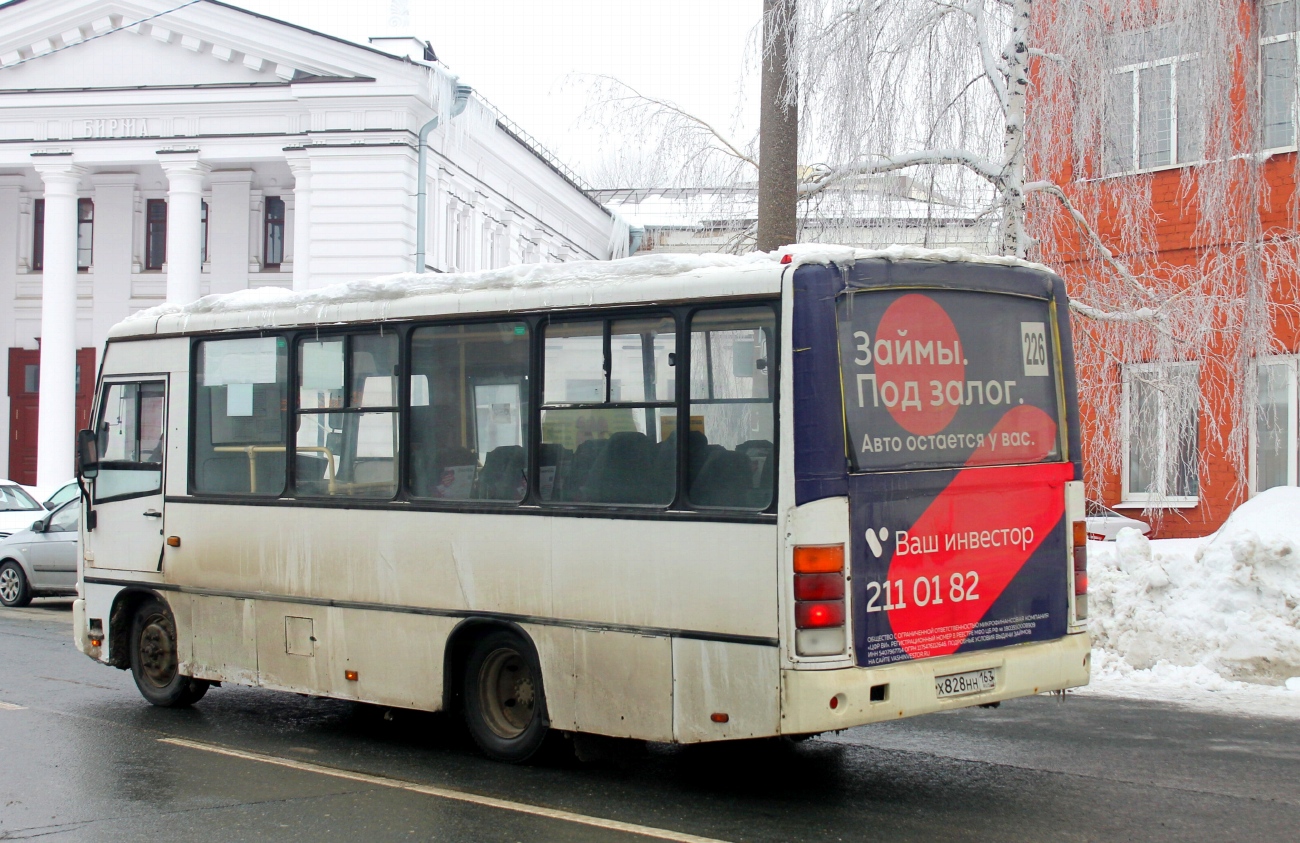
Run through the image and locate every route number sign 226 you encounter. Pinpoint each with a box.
[1021,322,1049,377]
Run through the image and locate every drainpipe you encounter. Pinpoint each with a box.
[628,224,645,255]
[415,82,472,271]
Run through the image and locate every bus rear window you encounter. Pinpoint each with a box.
[837,289,1062,472]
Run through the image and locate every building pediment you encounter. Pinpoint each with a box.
[0,0,424,92]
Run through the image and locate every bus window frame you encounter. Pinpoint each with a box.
[182,297,781,521]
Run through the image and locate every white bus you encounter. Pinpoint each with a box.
[73,248,1090,761]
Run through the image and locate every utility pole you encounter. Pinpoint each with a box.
[757,0,798,252]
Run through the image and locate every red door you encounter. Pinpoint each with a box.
[7,347,96,486]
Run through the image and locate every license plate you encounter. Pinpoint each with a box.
[935,668,996,698]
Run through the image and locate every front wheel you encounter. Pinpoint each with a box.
[0,561,31,608]
[462,630,550,762]
[130,598,209,707]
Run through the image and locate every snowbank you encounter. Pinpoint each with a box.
[1082,486,1300,717]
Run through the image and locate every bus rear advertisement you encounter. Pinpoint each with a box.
[72,248,1089,762]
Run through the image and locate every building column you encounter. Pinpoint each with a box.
[208,170,253,295]
[33,159,85,487]
[0,175,24,480]
[286,152,311,291]
[159,153,209,305]
[89,173,137,345]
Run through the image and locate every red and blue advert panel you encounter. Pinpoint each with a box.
[835,285,1071,667]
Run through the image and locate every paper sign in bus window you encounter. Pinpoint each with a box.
[226,382,253,417]
[203,336,278,385]
[300,341,344,390]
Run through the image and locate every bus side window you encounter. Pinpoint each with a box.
[193,337,288,496]
[539,317,676,506]
[294,333,399,499]
[408,322,530,502]
[688,307,776,509]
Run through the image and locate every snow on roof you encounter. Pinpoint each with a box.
[109,245,1054,339]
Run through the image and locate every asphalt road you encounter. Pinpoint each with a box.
[2,601,1297,842]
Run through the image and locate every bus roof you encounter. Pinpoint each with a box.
[107,245,1054,340]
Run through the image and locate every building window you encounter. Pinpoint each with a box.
[77,198,93,270]
[200,200,209,265]
[264,197,285,268]
[145,199,167,270]
[1262,1,1299,149]
[1122,362,1200,503]
[32,199,44,271]
[1104,28,1202,174]
[1254,355,1298,493]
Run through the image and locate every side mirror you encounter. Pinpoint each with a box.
[77,429,99,480]
[43,501,55,510]
[31,519,45,533]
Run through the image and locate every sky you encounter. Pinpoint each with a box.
[234,0,762,185]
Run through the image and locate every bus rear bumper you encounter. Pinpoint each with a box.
[779,632,1090,735]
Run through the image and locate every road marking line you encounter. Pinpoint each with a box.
[0,701,26,710]
[159,737,729,843]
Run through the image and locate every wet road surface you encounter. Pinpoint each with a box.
[2,601,1297,842]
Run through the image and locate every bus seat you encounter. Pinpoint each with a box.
[198,454,252,493]
[566,438,608,501]
[690,448,754,507]
[588,431,655,504]
[734,440,774,507]
[477,445,526,501]
[539,443,571,500]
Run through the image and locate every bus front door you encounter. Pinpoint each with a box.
[86,379,168,573]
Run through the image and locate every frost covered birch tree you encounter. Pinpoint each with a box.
[592,0,1300,508]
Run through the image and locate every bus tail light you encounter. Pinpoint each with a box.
[794,544,847,656]
[1072,520,1088,620]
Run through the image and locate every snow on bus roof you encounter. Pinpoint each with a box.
[109,245,1053,339]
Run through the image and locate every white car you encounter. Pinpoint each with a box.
[38,479,79,511]
[1085,500,1151,541]
[0,480,46,539]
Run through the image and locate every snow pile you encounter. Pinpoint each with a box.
[1084,486,1300,716]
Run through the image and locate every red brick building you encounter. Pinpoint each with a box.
[1034,1,1300,538]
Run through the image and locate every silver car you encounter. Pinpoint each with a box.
[1085,499,1151,541]
[0,499,80,608]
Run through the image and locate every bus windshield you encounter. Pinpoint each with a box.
[837,288,1063,472]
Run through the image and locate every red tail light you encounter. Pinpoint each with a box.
[796,600,845,628]
[794,572,845,600]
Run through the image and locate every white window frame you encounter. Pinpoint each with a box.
[1105,53,1203,176]
[1261,0,1300,154]
[1120,361,1201,506]
[1250,354,1299,494]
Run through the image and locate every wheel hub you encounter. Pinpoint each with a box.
[0,568,18,603]
[478,647,537,739]
[138,615,177,687]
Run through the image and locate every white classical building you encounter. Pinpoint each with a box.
[0,0,617,487]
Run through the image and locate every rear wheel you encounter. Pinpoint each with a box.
[130,598,209,707]
[462,630,549,762]
[0,561,31,608]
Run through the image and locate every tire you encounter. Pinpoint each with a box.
[129,598,209,707]
[0,560,31,608]
[462,629,550,763]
